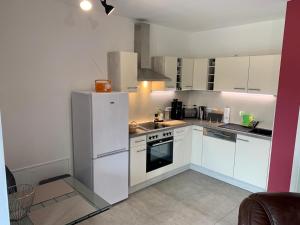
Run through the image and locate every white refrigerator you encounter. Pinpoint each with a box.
[72,92,129,204]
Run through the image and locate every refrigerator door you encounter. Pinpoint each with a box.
[92,92,129,159]
[93,151,129,204]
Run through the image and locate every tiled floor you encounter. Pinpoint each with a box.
[82,170,250,225]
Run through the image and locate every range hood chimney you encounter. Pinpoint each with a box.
[134,23,171,81]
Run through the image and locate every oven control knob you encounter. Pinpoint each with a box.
[156,135,158,138]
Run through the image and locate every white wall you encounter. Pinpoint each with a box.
[0,114,9,225]
[0,0,134,182]
[290,108,300,192]
[150,24,191,57]
[188,19,285,57]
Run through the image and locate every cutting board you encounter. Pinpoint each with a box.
[162,120,187,127]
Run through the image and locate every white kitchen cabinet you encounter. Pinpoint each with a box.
[181,58,194,90]
[234,134,271,189]
[152,56,177,90]
[202,135,236,177]
[214,56,250,92]
[108,52,138,92]
[191,126,203,166]
[173,127,192,168]
[193,59,208,90]
[248,55,281,95]
[130,136,147,187]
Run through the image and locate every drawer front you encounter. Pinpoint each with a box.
[130,136,146,147]
[174,127,187,137]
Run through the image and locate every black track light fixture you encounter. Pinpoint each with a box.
[100,0,115,15]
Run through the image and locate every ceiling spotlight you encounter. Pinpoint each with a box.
[80,0,92,11]
[100,0,115,15]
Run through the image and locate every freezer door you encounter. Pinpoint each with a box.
[93,151,129,204]
[92,92,129,158]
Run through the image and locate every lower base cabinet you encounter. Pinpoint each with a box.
[191,126,203,166]
[234,134,271,189]
[129,126,271,191]
[130,138,147,187]
[202,136,236,177]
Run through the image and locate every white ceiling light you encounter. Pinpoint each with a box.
[80,0,93,11]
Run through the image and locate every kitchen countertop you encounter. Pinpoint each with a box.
[129,119,272,141]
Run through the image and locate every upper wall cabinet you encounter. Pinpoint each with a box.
[152,56,177,90]
[248,55,281,95]
[214,56,250,92]
[108,52,138,92]
[181,58,194,90]
[193,59,209,91]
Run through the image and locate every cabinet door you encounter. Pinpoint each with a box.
[173,137,185,169]
[120,52,138,92]
[202,136,236,177]
[181,58,194,90]
[191,126,203,166]
[214,56,249,92]
[130,144,147,186]
[234,135,271,189]
[164,57,177,89]
[193,59,208,90]
[248,55,281,95]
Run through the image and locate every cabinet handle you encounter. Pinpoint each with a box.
[135,140,145,143]
[248,88,261,91]
[184,86,193,88]
[127,87,138,90]
[136,149,146,153]
[234,87,246,90]
[237,138,249,142]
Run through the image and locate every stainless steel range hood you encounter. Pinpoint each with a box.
[134,23,171,81]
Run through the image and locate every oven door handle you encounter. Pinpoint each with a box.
[151,140,173,147]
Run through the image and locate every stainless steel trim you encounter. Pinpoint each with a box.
[204,128,236,142]
[137,149,146,153]
[237,138,250,142]
[151,140,173,147]
[234,87,246,90]
[248,88,261,91]
[95,148,128,159]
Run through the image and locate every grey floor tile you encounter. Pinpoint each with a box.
[82,170,250,225]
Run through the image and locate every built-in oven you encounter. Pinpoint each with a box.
[146,130,174,173]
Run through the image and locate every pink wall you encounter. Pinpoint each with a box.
[268,0,300,192]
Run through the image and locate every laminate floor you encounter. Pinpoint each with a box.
[82,170,250,225]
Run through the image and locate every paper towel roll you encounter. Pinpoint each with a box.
[223,107,231,124]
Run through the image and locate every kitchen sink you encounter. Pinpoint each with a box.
[249,128,272,137]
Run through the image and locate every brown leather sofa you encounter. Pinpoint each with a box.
[238,193,300,225]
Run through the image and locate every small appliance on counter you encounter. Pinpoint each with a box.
[183,105,198,119]
[198,106,207,120]
[95,80,112,93]
[170,99,183,120]
[206,108,224,123]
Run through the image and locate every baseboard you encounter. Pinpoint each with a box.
[190,164,266,193]
[129,165,190,194]
[11,158,71,185]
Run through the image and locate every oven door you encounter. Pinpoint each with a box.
[146,137,173,173]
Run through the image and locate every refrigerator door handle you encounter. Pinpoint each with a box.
[95,148,128,159]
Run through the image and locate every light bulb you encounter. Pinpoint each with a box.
[80,0,92,11]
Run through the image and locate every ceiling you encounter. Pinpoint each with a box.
[109,0,287,32]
